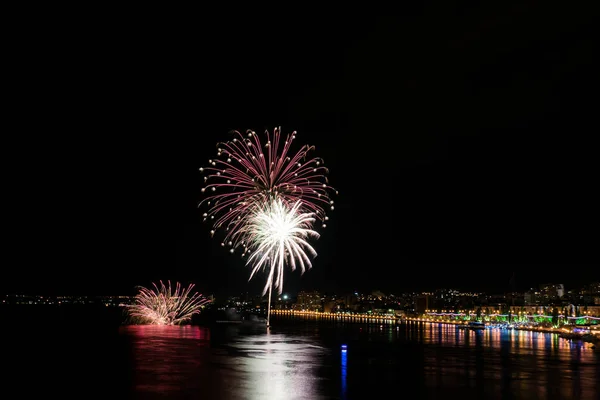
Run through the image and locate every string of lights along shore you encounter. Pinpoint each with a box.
[198,127,337,324]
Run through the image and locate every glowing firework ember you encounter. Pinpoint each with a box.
[127,281,211,325]
[241,198,319,294]
[198,127,336,253]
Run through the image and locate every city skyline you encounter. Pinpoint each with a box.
[5,282,600,320]
[4,277,599,298]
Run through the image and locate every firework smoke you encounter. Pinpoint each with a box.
[241,198,320,295]
[127,281,210,325]
[198,127,336,253]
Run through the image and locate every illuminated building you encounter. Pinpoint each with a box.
[293,291,322,312]
[539,283,564,301]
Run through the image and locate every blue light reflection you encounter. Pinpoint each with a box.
[341,346,347,399]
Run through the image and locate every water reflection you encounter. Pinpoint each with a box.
[120,324,330,399]
[119,325,212,398]
[401,322,599,400]
[340,346,348,400]
[122,324,210,339]
[215,328,328,399]
[116,322,599,399]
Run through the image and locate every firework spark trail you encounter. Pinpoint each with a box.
[127,281,211,325]
[239,198,320,295]
[198,127,337,254]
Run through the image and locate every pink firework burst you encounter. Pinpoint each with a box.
[199,127,337,253]
[127,281,211,325]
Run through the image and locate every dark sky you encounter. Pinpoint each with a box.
[5,7,598,297]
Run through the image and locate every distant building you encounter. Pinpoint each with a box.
[273,293,293,310]
[432,289,462,311]
[344,293,359,309]
[415,293,430,314]
[582,282,600,306]
[524,289,539,305]
[371,290,385,299]
[505,292,524,306]
[539,283,564,301]
[323,300,337,313]
[293,291,322,312]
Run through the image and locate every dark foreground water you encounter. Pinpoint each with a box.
[3,307,599,399]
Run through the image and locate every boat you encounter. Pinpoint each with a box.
[559,324,592,340]
[467,321,485,330]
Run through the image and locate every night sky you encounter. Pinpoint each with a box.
[6,8,598,297]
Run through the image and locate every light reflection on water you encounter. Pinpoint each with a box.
[117,322,599,399]
[340,346,348,400]
[120,324,331,399]
[211,329,328,399]
[401,321,599,399]
[120,325,213,397]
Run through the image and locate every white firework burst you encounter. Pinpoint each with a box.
[242,198,320,295]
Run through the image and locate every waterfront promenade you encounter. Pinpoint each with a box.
[271,310,600,346]
[272,309,397,324]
